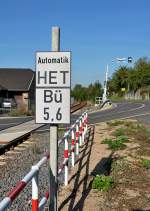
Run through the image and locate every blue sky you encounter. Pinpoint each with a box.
[0,0,150,87]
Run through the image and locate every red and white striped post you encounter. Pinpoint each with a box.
[85,112,88,132]
[71,129,75,167]
[0,180,27,210]
[39,192,49,211]
[75,122,79,155]
[64,135,69,186]
[0,154,49,211]
[79,119,82,146]
[83,113,86,135]
[82,114,85,143]
[32,166,39,211]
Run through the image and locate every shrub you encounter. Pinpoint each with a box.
[92,175,114,191]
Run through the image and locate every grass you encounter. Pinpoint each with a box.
[111,123,150,138]
[111,158,129,174]
[140,159,150,169]
[9,108,32,116]
[106,120,125,127]
[92,175,114,191]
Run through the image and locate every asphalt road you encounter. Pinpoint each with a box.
[36,102,150,131]
[89,102,150,125]
[0,102,149,132]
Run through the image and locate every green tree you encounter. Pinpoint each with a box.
[71,84,88,101]
[108,57,150,95]
[108,66,129,96]
[71,81,102,103]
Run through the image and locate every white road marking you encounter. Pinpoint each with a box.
[90,103,146,119]
[0,116,33,119]
[100,112,150,123]
[0,123,17,126]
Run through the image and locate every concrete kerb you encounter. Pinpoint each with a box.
[86,102,117,115]
[0,116,34,120]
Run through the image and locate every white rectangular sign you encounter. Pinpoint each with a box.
[36,52,71,124]
[36,52,70,87]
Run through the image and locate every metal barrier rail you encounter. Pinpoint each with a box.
[0,111,89,211]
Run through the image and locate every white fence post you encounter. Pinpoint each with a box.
[71,129,75,167]
[32,166,39,211]
[64,135,69,186]
[39,192,49,211]
[79,119,82,146]
[75,122,79,155]
[82,114,85,143]
[85,112,88,132]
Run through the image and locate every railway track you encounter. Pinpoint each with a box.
[71,101,87,113]
[0,102,87,155]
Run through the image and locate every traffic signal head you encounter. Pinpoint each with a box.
[128,57,132,63]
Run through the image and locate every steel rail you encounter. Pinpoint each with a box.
[0,102,87,155]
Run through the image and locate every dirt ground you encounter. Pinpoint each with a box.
[58,120,150,211]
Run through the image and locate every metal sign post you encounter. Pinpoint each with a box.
[102,64,109,103]
[35,27,71,211]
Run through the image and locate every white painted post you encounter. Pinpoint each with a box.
[49,26,60,211]
[71,129,75,167]
[79,119,82,146]
[75,122,79,155]
[102,65,109,103]
[85,112,88,132]
[82,115,85,144]
[64,136,69,186]
[32,166,39,211]
[83,113,86,135]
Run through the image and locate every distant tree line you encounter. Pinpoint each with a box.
[108,57,150,96]
[71,80,103,102]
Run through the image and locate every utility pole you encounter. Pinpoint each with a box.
[49,26,60,211]
[102,64,109,102]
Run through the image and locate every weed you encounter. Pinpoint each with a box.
[112,128,125,137]
[9,108,32,116]
[106,120,125,127]
[102,138,127,150]
[133,126,150,141]
[116,135,129,143]
[32,144,41,155]
[108,140,126,150]
[125,123,149,136]
[124,121,135,127]
[102,138,112,144]
[140,159,150,169]
[111,158,129,174]
[92,175,114,191]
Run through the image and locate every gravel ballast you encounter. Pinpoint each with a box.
[0,131,68,211]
